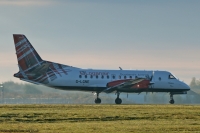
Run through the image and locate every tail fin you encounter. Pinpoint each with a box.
[13,34,43,72]
[13,34,72,84]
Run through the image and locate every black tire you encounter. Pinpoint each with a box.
[115,98,122,104]
[95,98,101,104]
[169,99,175,104]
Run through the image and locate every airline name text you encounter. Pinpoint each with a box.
[80,71,109,76]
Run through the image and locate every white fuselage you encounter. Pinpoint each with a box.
[46,68,190,93]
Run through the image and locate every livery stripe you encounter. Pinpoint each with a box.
[15,38,27,47]
[17,48,34,61]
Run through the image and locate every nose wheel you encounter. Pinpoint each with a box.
[94,92,101,104]
[169,93,175,104]
[115,92,122,104]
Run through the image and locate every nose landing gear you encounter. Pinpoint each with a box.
[94,92,101,104]
[115,92,122,104]
[169,93,175,104]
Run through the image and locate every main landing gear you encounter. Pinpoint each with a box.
[94,92,101,104]
[115,92,122,104]
[169,93,175,104]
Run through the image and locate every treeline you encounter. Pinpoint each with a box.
[0,78,200,104]
[189,77,200,95]
[1,81,97,100]
[0,81,131,104]
[190,77,200,89]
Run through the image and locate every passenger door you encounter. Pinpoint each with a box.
[152,71,169,89]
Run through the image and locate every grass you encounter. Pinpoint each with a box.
[0,104,200,132]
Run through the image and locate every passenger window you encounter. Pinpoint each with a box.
[159,77,161,81]
[124,76,126,79]
[101,75,104,79]
[112,75,115,79]
[85,75,87,78]
[79,75,82,78]
[119,76,121,79]
[135,76,138,78]
[90,75,93,79]
[107,75,109,79]
[96,75,98,79]
[130,76,132,79]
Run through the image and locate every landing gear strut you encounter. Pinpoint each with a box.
[169,93,175,104]
[115,92,122,104]
[94,92,101,104]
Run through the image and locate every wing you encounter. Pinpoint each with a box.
[104,78,148,93]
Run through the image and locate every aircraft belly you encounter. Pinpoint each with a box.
[117,87,148,92]
[52,86,106,92]
[115,87,189,93]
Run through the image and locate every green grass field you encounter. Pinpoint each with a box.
[0,104,200,132]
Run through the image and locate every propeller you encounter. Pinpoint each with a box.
[149,71,155,85]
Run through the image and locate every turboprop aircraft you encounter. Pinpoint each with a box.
[13,34,190,104]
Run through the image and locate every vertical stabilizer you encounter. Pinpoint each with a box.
[13,34,43,72]
[13,34,72,84]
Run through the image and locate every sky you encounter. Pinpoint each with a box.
[0,0,200,84]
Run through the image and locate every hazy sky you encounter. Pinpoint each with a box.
[0,0,200,84]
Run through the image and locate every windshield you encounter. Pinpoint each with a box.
[169,73,177,79]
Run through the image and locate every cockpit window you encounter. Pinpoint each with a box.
[169,74,176,79]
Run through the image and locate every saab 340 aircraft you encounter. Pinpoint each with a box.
[13,34,190,104]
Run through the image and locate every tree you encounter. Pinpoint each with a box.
[190,77,197,89]
[23,84,43,95]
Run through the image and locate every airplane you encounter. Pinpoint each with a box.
[13,34,190,104]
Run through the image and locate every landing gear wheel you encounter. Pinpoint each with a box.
[94,92,101,104]
[169,93,175,104]
[115,98,122,104]
[115,92,122,104]
[169,99,174,104]
[95,98,101,104]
